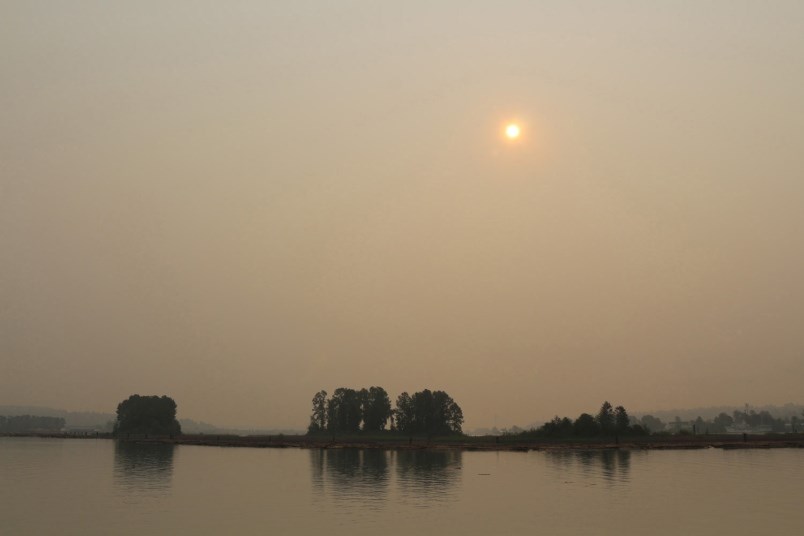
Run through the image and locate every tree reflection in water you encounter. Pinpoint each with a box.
[546,449,631,485]
[309,449,462,506]
[113,441,175,494]
[309,449,390,507]
[394,450,462,504]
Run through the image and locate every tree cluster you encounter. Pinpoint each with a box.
[113,394,182,436]
[394,390,463,435]
[308,387,393,434]
[0,415,65,433]
[522,401,646,438]
[308,387,463,435]
[730,409,787,432]
[557,407,802,436]
[661,409,791,435]
[635,414,665,433]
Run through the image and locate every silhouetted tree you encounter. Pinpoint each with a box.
[573,413,599,436]
[596,401,614,434]
[394,392,414,432]
[113,395,181,436]
[361,386,392,432]
[394,389,463,435]
[539,416,574,437]
[629,424,648,436]
[614,405,630,433]
[433,390,464,434]
[327,388,362,433]
[308,390,328,433]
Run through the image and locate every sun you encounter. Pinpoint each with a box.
[505,123,521,140]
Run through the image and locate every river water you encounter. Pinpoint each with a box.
[1,437,802,535]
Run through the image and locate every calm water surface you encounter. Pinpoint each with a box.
[1,437,802,535]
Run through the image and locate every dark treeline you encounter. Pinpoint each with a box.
[516,404,804,438]
[113,395,182,436]
[308,387,464,435]
[515,402,647,439]
[0,415,65,433]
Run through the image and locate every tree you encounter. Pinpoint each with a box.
[308,390,328,433]
[639,415,665,434]
[538,416,574,437]
[629,424,648,436]
[0,415,65,433]
[394,389,463,435]
[596,401,614,434]
[114,395,181,436]
[432,390,464,434]
[361,386,392,432]
[614,406,630,433]
[694,416,706,434]
[327,388,362,433]
[573,413,599,437]
[394,392,414,432]
[712,411,734,433]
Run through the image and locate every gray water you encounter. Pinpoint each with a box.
[1,437,802,535]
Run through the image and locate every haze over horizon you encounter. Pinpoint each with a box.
[2,2,803,430]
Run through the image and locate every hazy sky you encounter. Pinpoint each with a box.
[2,2,803,429]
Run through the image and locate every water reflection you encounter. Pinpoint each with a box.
[309,449,462,507]
[545,449,631,485]
[394,450,462,504]
[309,449,390,506]
[113,441,175,494]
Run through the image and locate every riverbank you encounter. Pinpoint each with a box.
[139,434,804,451]
[6,432,803,451]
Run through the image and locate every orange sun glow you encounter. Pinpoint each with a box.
[505,123,521,140]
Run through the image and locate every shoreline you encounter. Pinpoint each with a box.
[5,432,804,451]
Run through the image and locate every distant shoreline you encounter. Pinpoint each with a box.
[4,432,804,451]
